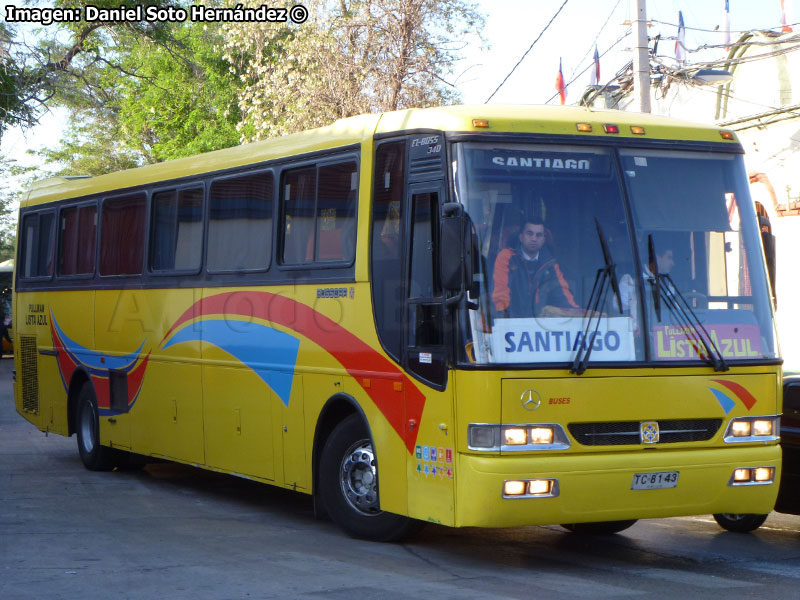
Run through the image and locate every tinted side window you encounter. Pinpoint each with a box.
[151,187,204,272]
[208,172,273,272]
[20,211,56,279]
[408,191,439,299]
[59,205,97,276]
[370,141,406,360]
[280,161,358,265]
[315,162,357,262]
[281,167,317,264]
[100,193,146,276]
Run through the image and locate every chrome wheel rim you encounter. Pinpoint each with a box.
[79,401,96,454]
[339,439,380,516]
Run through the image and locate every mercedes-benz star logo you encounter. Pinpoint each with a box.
[521,389,542,411]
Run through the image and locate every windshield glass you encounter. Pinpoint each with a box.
[453,142,777,367]
[620,148,777,364]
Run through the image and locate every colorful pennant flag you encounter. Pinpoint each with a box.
[555,58,566,104]
[723,0,731,49]
[782,0,793,32]
[675,11,686,63]
[590,46,600,86]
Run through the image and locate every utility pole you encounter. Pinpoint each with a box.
[632,0,651,113]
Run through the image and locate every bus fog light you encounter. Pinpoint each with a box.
[754,467,774,482]
[731,421,751,437]
[753,420,773,436]
[468,425,498,449]
[504,427,527,445]
[733,468,751,482]
[504,480,526,496]
[528,480,552,495]
[529,427,554,445]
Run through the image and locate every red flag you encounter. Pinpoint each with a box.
[555,58,566,105]
[782,0,793,32]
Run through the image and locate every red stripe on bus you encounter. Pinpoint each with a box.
[712,379,757,410]
[163,291,426,453]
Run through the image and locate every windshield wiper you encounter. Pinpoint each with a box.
[571,219,622,375]
[647,236,729,372]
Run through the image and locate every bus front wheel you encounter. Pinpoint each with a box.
[713,513,768,533]
[76,384,117,471]
[319,414,420,542]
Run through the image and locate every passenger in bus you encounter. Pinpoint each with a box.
[491,218,578,318]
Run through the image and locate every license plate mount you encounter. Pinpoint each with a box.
[631,470,679,490]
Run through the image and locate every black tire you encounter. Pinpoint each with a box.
[319,414,421,542]
[76,384,117,471]
[561,520,638,535]
[713,513,768,533]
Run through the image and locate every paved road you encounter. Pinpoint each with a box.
[1,357,799,599]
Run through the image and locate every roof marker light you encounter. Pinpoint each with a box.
[603,124,620,134]
[576,123,593,132]
[472,118,490,128]
[720,130,735,140]
[630,126,646,135]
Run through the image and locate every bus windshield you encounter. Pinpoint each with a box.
[453,142,777,367]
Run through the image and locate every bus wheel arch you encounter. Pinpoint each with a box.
[67,369,93,437]
[314,397,419,541]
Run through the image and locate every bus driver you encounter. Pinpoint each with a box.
[491,218,578,318]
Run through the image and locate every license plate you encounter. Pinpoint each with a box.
[631,471,679,490]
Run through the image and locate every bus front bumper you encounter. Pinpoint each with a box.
[455,445,781,528]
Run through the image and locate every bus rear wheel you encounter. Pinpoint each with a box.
[319,414,420,542]
[561,520,638,535]
[713,513,768,533]
[76,384,117,471]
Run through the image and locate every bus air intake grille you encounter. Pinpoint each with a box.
[20,335,39,414]
[568,419,723,446]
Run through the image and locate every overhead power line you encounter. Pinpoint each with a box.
[485,0,570,103]
[649,18,800,35]
[568,0,625,82]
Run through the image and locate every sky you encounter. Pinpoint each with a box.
[1,0,797,172]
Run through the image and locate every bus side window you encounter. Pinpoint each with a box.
[20,211,56,279]
[314,162,357,262]
[281,167,317,265]
[152,187,205,272]
[371,141,406,361]
[207,173,272,272]
[59,204,97,276]
[100,193,146,276]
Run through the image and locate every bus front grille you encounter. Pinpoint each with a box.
[20,336,39,414]
[568,419,723,446]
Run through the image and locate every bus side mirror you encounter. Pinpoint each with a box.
[440,202,469,293]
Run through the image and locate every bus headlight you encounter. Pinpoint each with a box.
[468,424,570,451]
[723,416,779,443]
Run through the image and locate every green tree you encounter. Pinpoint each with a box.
[36,16,242,174]
[223,0,485,140]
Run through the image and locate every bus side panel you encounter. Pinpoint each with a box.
[16,290,90,435]
[405,377,456,527]
[130,288,205,464]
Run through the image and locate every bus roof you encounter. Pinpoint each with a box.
[21,104,738,208]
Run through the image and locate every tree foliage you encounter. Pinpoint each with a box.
[36,17,242,173]
[223,0,484,140]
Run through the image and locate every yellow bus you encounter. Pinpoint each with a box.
[13,105,781,539]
